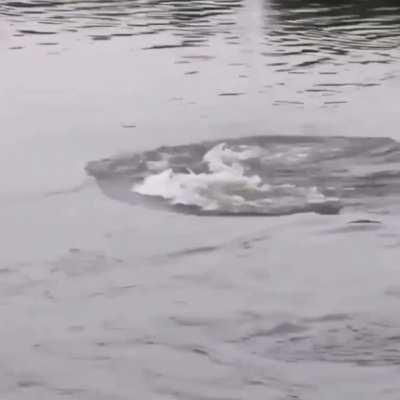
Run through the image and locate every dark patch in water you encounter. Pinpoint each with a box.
[349,219,381,224]
[165,245,220,259]
[17,380,43,388]
[322,223,383,235]
[303,313,351,324]
[244,322,309,338]
[218,92,245,96]
[18,29,55,35]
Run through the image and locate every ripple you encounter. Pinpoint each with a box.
[4,0,398,106]
[241,315,400,366]
[0,0,243,45]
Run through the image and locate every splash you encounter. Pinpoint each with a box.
[86,136,400,216]
[132,143,339,214]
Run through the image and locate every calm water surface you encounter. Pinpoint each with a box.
[1,1,400,399]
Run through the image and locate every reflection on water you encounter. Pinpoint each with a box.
[265,0,400,68]
[261,0,400,101]
[1,0,243,45]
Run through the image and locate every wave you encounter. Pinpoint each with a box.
[86,135,400,216]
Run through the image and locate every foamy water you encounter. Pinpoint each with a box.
[132,142,337,214]
[87,135,400,216]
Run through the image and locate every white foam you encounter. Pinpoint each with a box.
[203,143,262,173]
[132,143,333,213]
[133,143,269,210]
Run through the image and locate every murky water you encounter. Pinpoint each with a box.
[1,1,400,399]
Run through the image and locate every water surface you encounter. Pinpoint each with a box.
[1,0,400,197]
[1,1,400,399]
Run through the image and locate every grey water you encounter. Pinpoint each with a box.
[86,135,400,216]
[1,1,400,399]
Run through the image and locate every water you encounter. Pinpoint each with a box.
[1,0,400,196]
[87,135,400,216]
[1,1,400,399]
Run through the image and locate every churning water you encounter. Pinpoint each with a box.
[86,135,400,216]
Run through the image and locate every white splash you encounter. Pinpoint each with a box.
[132,143,331,213]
